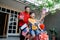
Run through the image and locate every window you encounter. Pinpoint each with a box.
[0,7,1,10]
[7,9,10,13]
[2,8,6,12]
[11,10,14,13]
[8,11,18,34]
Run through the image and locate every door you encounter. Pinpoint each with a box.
[0,12,9,37]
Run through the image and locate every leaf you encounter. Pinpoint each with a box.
[51,10,56,15]
[26,0,60,14]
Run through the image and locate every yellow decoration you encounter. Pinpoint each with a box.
[32,25,37,30]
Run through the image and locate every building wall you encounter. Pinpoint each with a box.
[44,10,60,40]
[0,0,27,12]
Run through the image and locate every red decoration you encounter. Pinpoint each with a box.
[40,24,45,30]
[39,32,49,40]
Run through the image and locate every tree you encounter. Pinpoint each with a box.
[27,0,60,14]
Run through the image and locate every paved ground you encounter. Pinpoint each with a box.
[0,37,20,40]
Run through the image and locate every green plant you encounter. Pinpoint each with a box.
[28,0,60,14]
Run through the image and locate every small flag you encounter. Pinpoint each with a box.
[22,27,29,36]
[21,23,28,30]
